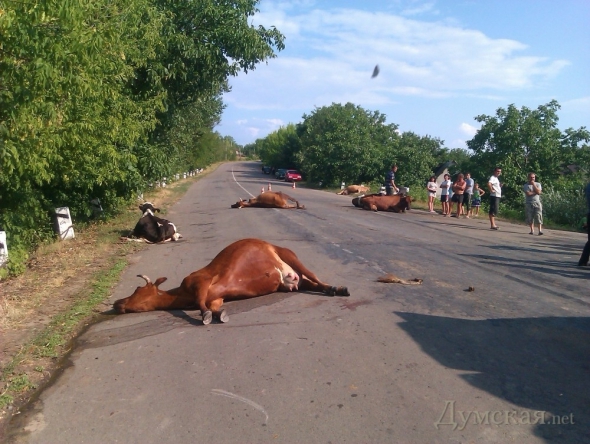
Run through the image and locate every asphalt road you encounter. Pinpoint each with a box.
[6,162,590,444]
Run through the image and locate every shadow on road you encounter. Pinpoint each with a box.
[396,312,590,443]
[463,253,588,281]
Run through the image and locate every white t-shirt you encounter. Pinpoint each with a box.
[427,181,438,196]
[440,180,451,196]
[489,175,501,197]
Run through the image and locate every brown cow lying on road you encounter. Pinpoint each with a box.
[352,194,412,213]
[231,191,305,209]
[113,238,350,324]
[337,185,370,195]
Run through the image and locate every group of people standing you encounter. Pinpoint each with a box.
[425,167,544,234]
[426,172,485,219]
[387,164,589,267]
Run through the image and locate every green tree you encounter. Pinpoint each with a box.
[389,132,441,190]
[296,103,398,186]
[467,100,589,207]
[257,124,301,169]
[0,0,285,273]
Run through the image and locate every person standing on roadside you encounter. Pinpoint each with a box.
[451,173,466,217]
[385,165,399,196]
[426,176,438,213]
[578,182,590,267]
[471,182,485,216]
[523,172,544,235]
[488,167,502,230]
[463,173,474,218]
[440,173,452,216]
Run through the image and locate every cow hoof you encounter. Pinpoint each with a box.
[202,310,213,325]
[338,287,350,297]
[219,309,229,323]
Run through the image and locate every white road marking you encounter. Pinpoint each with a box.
[211,389,269,424]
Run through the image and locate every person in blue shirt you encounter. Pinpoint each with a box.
[385,165,399,196]
[578,182,590,266]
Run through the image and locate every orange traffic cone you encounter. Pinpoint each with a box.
[268,183,272,191]
[292,181,296,189]
[261,187,265,194]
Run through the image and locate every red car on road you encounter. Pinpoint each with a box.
[284,170,302,182]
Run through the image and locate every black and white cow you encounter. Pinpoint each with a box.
[130,202,182,243]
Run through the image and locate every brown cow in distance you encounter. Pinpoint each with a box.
[337,185,370,195]
[352,194,412,213]
[231,191,305,209]
[113,238,350,324]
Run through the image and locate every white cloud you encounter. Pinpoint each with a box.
[232,6,570,114]
[562,96,590,111]
[459,122,478,137]
[246,127,260,138]
[400,1,439,16]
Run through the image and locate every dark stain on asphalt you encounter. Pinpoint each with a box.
[340,299,372,311]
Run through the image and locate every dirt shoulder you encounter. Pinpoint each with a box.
[0,170,212,436]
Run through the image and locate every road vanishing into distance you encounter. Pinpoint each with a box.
[7,162,590,444]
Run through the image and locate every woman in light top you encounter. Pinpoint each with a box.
[426,176,438,213]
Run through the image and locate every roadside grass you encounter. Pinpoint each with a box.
[0,166,215,419]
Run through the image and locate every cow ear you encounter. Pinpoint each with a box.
[155,208,161,213]
[154,277,167,287]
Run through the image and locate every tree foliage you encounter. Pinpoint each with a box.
[468,100,589,207]
[0,0,284,267]
[295,103,399,186]
[254,124,300,169]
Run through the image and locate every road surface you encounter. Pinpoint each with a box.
[6,162,590,443]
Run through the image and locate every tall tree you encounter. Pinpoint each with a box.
[296,103,398,186]
[467,100,589,206]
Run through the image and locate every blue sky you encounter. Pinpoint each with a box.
[215,0,590,150]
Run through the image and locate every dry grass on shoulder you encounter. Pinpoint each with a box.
[0,164,218,427]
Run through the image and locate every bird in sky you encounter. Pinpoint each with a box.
[371,65,380,78]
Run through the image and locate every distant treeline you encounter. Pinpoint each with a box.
[0,0,284,274]
[246,100,589,227]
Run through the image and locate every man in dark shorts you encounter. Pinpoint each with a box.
[385,164,399,195]
[487,167,502,230]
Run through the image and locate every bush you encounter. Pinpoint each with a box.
[541,188,587,228]
[0,245,29,280]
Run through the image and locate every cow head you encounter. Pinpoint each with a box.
[139,202,161,215]
[352,196,363,207]
[114,275,168,313]
[399,196,412,212]
[231,199,247,208]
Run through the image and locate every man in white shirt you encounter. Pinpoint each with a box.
[488,167,502,230]
[440,174,452,216]
[464,173,474,218]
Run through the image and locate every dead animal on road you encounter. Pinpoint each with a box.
[377,274,423,285]
[231,191,305,209]
[352,194,412,213]
[113,238,350,324]
[337,185,370,195]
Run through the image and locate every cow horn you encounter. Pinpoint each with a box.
[137,274,151,284]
